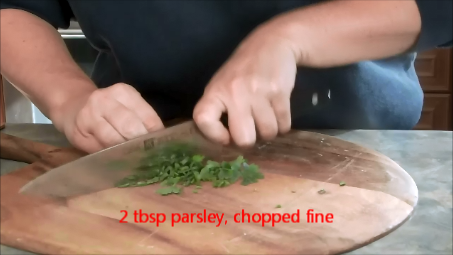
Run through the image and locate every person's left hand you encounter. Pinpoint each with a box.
[193,27,298,147]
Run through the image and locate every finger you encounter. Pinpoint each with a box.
[78,104,129,148]
[101,99,149,140]
[73,136,104,154]
[270,93,292,134]
[226,98,256,148]
[193,95,230,145]
[90,118,128,148]
[251,98,278,140]
[116,95,164,132]
[112,85,164,132]
[70,125,105,154]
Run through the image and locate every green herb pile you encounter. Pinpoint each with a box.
[114,142,264,195]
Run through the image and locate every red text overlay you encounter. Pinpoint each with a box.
[119,209,333,227]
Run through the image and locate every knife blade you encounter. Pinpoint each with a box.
[20,88,331,199]
[19,121,225,199]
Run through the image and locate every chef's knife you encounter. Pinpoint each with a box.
[19,121,225,199]
[20,88,330,199]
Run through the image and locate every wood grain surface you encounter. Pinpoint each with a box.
[0,130,418,254]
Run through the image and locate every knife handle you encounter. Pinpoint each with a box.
[0,132,60,164]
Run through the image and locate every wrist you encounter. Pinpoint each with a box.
[48,81,96,132]
[250,16,312,66]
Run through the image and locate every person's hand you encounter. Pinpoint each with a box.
[193,27,298,147]
[55,83,164,153]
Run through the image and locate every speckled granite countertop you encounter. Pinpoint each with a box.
[1,124,452,255]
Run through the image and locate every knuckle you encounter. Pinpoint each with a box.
[74,109,91,131]
[248,78,264,94]
[109,83,136,95]
[228,76,277,97]
[226,78,245,95]
[87,90,105,105]
[81,99,102,120]
[193,110,211,125]
[118,121,143,139]
[229,76,259,93]
[192,101,204,115]
[193,98,216,124]
[268,81,282,97]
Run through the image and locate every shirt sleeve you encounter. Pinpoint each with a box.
[0,0,74,29]
[413,0,452,51]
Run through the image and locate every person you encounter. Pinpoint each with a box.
[1,0,451,154]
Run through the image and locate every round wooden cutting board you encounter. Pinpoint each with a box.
[0,129,418,255]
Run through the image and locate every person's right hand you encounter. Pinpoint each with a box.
[55,83,165,153]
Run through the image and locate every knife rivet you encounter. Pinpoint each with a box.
[312,93,318,106]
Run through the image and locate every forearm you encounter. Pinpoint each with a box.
[258,0,423,67]
[0,9,96,125]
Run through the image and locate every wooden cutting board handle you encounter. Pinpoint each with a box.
[0,118,192,164]
[0,132,60,164]
[0,118,187,164]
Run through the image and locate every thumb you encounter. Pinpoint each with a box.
[193,95,230,145]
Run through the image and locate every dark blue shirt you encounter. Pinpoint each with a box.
[1,0,452,129]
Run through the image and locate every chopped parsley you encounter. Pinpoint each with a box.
[114,142,264,195]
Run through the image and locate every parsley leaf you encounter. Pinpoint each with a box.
[241,163,264,186]
[115,142,265,196]
[157,186,181,195]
